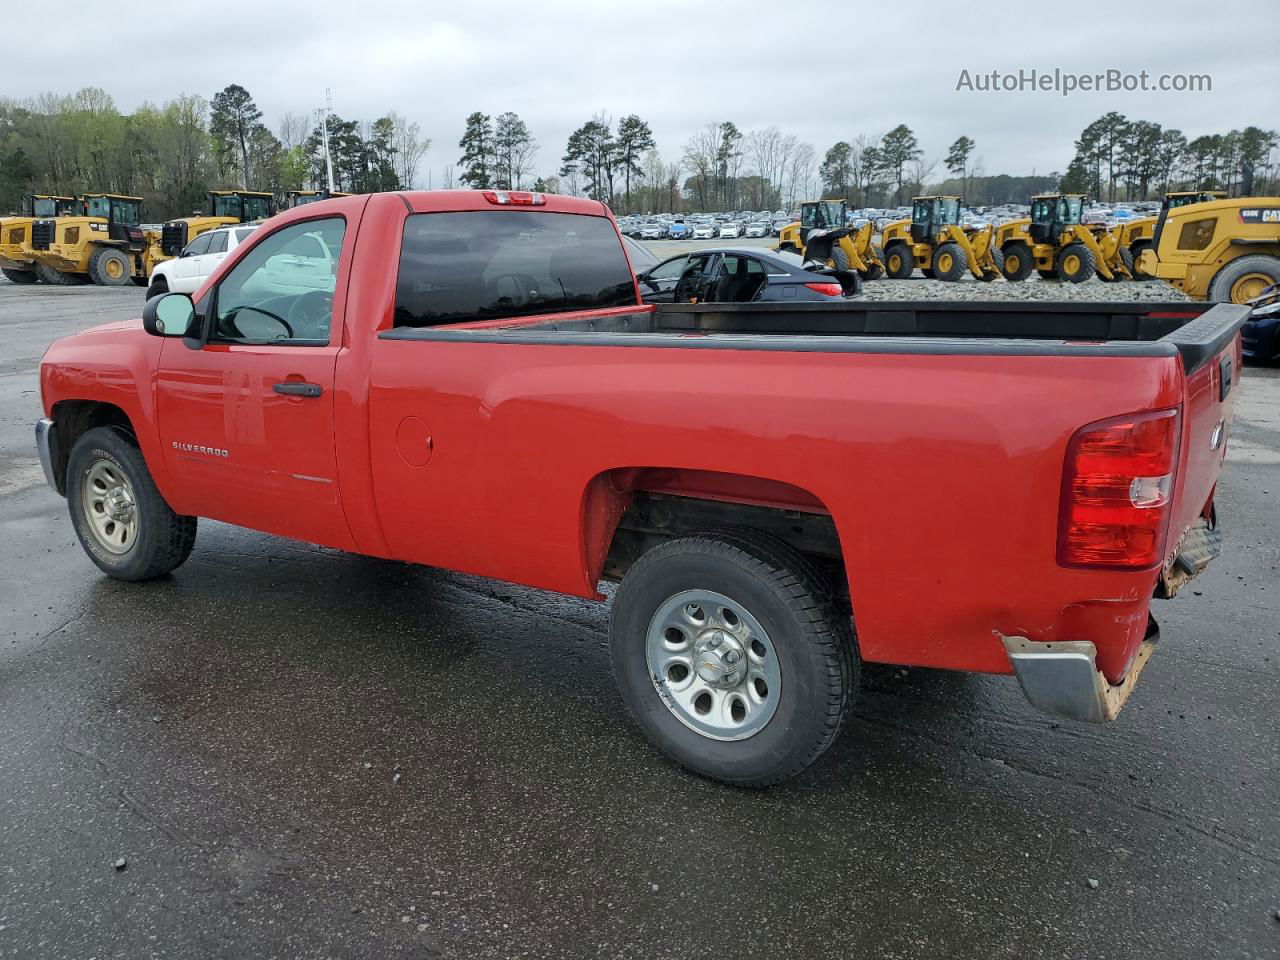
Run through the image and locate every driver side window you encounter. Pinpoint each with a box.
[211,217,345,345]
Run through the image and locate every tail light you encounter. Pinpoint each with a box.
[482,190,546,206]
[1058,409,1180,569]
[804,281,844,297]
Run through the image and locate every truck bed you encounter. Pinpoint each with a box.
[381,300,1248,373]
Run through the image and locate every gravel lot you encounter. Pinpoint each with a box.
[0,281,1277,960]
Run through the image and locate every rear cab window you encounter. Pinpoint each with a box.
[394,211,638,327]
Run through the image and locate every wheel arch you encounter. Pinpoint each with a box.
[580,466,851,603]
[47,399,137,495]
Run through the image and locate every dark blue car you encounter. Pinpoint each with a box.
[1242,283,1280,363]
[666,221,692,240]
[636,246,862,304]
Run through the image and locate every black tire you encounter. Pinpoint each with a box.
[921,267,935,279]
[1118,245,1137,279]
[859,262,883,281]
[932,242,968,282]
[884,243,914,279]
[1037,268,1059,280]
[88,247,131,286]
[146,275,169,299]
[1129,242,1153,280]
[1000,242,1034,281]
[33,262,78,285]
[66,426,197,581]
[1057,243,1095,283]
[777,243,798,254]
[1207,254,1280,304]
[1,267,39,284]
[980,244,1004,282]
[131,275,148,287]
[830,245,851,272]
[609,531,858,787]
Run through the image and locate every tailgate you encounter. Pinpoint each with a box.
[1162,304,1248,577]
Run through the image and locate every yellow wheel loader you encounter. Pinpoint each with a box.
[0,195,80,284]
[158,190,275,257]
[286,189,352,208]
[1111,191,1226,280]
[777,199,884,280]
[878,196,1002,282]
[1136,196,1280,303]
[28,193,156,286]
[993,194,1121,283]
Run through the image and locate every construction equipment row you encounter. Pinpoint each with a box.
[779,191,1280,304]
[0,190,349,287]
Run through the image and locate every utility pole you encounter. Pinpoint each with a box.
[318,89,336,193]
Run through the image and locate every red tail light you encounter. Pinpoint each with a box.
[804,281,844,297]
[1058,409,1180,569]
[482,190,546,206]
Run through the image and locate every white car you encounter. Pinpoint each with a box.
[718,222,744,239]
[147,225,257,297]
[692,223,717,240]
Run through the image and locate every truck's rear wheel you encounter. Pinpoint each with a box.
[1057,244,1096,283]
[1,267,38,284]
[884,244,914,279]
[1000,242,1034,281]
[33,262,77,285]
[146,275,169,299]
[932,243,968,282]
[67,427,197,581]
[89,248,131,286]
[609,531,857,787]
[1208,255,1280,304]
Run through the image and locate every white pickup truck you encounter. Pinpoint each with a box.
[145,224,258,298]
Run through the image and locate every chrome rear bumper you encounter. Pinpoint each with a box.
[1002,622,1159,723]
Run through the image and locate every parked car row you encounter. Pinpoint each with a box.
[617,210,797,241]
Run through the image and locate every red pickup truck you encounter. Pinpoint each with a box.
[36,190,1244,786]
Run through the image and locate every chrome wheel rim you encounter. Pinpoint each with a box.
[645,589,781,741]
[81,459,138,555]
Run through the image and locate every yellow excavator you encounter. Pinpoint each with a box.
[1137,195,1280,303]
[777,199,884,280]
[159,190,275,257]
[879,196,1002,281]
[0,195,81,284]
[1111,191,1227,280]
[286,189,352,208]
[28,193,160,286]
[994,193,1125,283]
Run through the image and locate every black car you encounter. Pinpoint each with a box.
[1242,282,1280,363]
[635,247,861,304]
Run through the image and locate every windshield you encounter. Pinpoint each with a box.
[112,200,140,226]
[395,211,636,327]
[801,201,844,229]
[85,196,111,219]
[211,194,241,218]
[940,197,960,224]
[291,194,320,206]
[1062,196,1083,224]
[243,196,271,220]
[32,198,59,217]
[1031,198,1054,223]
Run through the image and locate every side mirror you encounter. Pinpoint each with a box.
[142,292,196,338]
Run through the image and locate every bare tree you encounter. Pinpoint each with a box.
[682,123,724,210]
[784,142,816,210]
[386,112,430,189]
[278,112,310,152]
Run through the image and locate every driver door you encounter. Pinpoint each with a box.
[154,216,353,549]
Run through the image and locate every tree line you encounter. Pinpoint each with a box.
[4,88,1277,221]
[1060,112,1278,202]
[0,86,431,219]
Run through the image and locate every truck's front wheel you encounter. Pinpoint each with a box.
[67,427,197,581]
[610,532,857,786]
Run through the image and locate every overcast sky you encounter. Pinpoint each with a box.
[5,0,1278,185]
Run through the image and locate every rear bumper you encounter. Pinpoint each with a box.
[1002,618,1160,723]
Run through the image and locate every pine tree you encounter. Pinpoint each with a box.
[458,112,494,189]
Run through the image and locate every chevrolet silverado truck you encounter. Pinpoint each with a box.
[36,190,1244,786]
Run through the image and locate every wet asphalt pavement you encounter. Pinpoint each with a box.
[0,282,1278,960]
